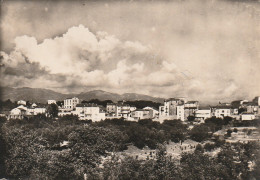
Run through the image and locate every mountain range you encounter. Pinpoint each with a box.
[0,87,164,103]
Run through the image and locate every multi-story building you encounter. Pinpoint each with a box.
[64,97,80,110]
[143,107,159,118]
[184,107,197,120]
[211,105,232,118]
[195,109,211,122]
[131,109,152,120]
[159,98,184,119]
[106,103,117,114]
[74,103,105,122]
[177,104,185,121]
[245,102,259,114]
[159,98,199,121]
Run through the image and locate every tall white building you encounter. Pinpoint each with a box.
[64,97,79,110]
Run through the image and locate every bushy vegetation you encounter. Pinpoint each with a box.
[0,115,259,179]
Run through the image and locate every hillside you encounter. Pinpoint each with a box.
[0,87,164,103]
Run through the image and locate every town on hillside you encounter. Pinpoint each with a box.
[4,96,260,123]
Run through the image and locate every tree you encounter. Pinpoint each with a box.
[187,116,195,122]
[47,103,59,118]
[189,124,211,142]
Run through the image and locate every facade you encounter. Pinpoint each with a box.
[177,105,185,121]
[106,102,137,119]
[184,107,197,120]
[8,106,27,120]
[116,104,131,118]
[211,106,232,118]
[246,102,259,114]
[48,100,57,104]
[74,103,105,122]
[131,109,151,120]
[143,107,159,118]
[106,103,117,114]
[195,109,211,121]
[27,107,46,115]
[159,98,184,119]
[241,113,256,121]
[159,98,199,121]
[64,97,80,110]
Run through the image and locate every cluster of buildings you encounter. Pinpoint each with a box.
[158,96,260,123]
[8,102,47,120]
[6,96,260,123]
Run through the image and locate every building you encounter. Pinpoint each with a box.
[143,107,159,118]
[184,107,197,120]
[8,105,27,120]
[241,113,256,121]
[184,101,199,108]
[64,97,80,110]
[245,102,259,114]
[195,109,211,121]
[27,106,46,115]
[17,100,26,105]
[131,109,151,120]
[73,103,105,122]
[48,100,57,104]
[177,104,185,121]
[31,103,37,108]
[211,106,232,118]
[106,103,117,114]
[159,98,185,119]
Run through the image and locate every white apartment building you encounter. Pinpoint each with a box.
[212,106,231,118]
[177,105,185,121]
[64,97,80,110]
[159,98,184,119]
[27,107,46,115]
[131,109,151,120]
[195,109,211,121]
[116,104,131,118]
[74,103,105,122]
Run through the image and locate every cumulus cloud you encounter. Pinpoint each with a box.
[0,25,187,96]
[0,23,259,103]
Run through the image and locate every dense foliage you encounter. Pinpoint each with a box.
[0,115,259,179]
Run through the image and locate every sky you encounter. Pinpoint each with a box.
[0,0,260,103]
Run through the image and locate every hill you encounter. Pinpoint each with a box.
[0,87,164,103]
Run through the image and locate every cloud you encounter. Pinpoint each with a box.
[0,25,184,95]
[0,22,259,103]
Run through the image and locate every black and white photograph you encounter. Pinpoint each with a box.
[0,0,260,179]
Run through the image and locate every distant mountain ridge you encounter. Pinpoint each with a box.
[0,87,164,103]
